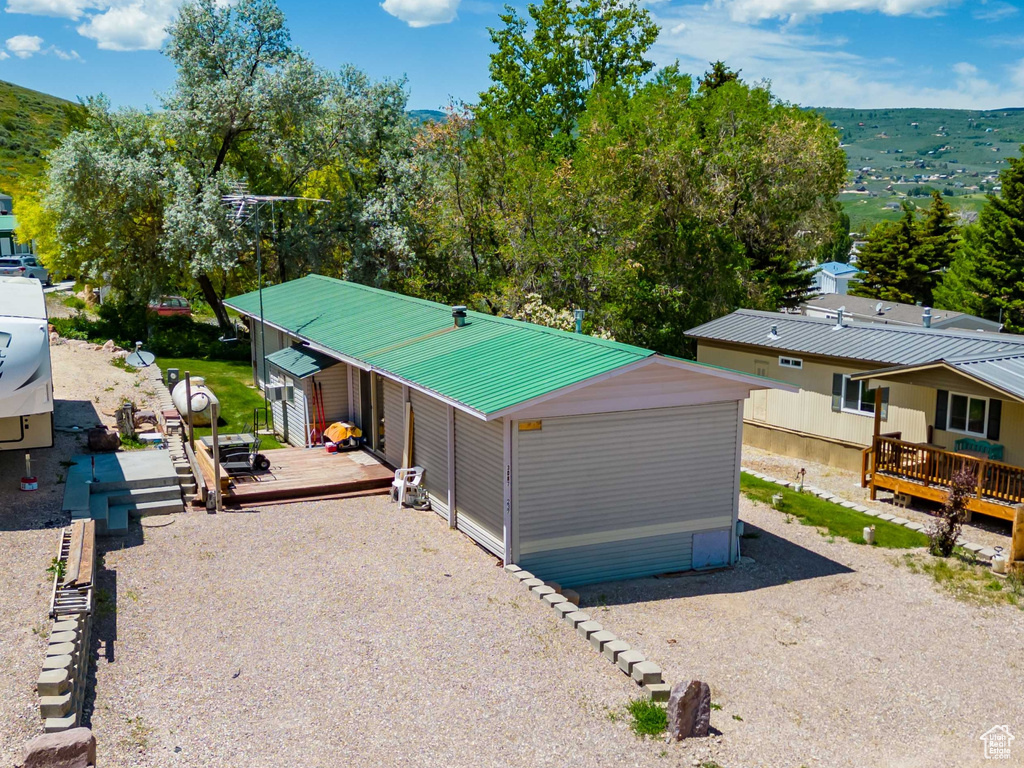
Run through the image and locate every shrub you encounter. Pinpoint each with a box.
[625,698,667,737]
[928,467,975,557]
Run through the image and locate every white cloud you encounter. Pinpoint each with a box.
[4,0,96,20]
[381,0,460,27]
[49,45,82,60]
[76,1,177,51]
[974,1,1018,22]
[652,4,1024,109]
[0,51,9,60]
[5,33,44,58]
[716,0,951,23]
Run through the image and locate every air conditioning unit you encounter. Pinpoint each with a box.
[265,384,293,402]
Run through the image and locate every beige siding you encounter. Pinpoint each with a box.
[697,342,931,447]
[410,390,449,519]
[455,412,504,557]
[513,402,739,585]
[929,399,1024,466]
[352,370,363,430]
[309,363,350,426]
[269,368,307,448]
[383,379,405,468]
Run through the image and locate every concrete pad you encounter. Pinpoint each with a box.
[862,509,879,517]
[891,517,910,526]
[531,585,555,599]
[503,564,522,574]
[521,578,544,590]
[542,593,568,608]
[511,570,535,582]
[576,620,603,640]
[905,522,926,531]
[964,542,985,553]
[603,639,631,662]
[553,602,576,619]
[617,650,645,675]
[840,501,857,508]
[852,505,870,513]
[631,661,663,686]
[645,683,672,702]
[563,611,590,628]
[877,514,896,521]
[589,630,617,652]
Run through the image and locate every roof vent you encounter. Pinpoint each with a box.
[834,307,845,329]
[452,305,468,328]
[922,306,932,328]
[768,324,779,340]
[573,309,585,334]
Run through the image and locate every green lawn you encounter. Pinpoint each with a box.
[741,473,928,549]
[157,357,282,450]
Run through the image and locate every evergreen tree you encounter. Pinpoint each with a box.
[915,190,960,305]
[697,61,740,92]
[973,151,1024,331]
[933,224,983,317]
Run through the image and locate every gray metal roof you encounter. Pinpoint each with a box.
[686,309,1024,365]
[801,293,999,330]
[950,354,1024,400]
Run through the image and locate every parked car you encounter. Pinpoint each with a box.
[0,255,50,285]
[148,296,192,317]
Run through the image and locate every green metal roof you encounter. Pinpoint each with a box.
[0,214,16,234]
[226,275,654,415]
[265,344,338,379]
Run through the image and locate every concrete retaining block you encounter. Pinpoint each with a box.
[553,602,577,619]
[576,620,603,639]
[603,640,630,662]
[877,513,895,521]
[891,517,910,525]
[521,578,545,590]
[905,522,925,531]
[37,669,70,697]
[48,631,77,644]
[617,650,645,675]
[542,592,568,608]
[531,585,555,600]
[563,611,590,628]
[511,570,535,582]
[544,581,562,593]
[39,692,73,718]
[42,655,73,671]
[631,660,663,686]
[503,564,522,574]
[964,542,985,553]
[46,643,76,658]
[645,683,672,702]
[589,630,617,652]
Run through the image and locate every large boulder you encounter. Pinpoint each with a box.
[22,727,96,767]
[667,680,712,740]
[87,427,121,453]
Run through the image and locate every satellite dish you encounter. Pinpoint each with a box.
[125,341,155,368]
[875,302,883,314]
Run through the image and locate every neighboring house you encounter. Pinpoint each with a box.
[687,309,1024,522]
[802,293,1002,333]
[225,275,789,586]
[813,261,861,295]
[0,192,35,258]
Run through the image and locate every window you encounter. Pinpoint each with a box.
[841,375,875,415]
[948,393,988,436]
[778,356,803,369]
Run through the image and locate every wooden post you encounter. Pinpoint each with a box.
[184,371,195,452]
[211,401,221,513]
[1010,504,1024,574]
[872,386,883,439]
[402,400,413,469]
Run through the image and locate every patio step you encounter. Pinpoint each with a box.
[110,497,184,519]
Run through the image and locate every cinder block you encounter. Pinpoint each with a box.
[503,564,523,574]
[631,660,663,686]
[563,611,591,628]
[553,602,577,619]
[645,682,672,702]
[589,630,617,652]
[562,589,580,606]
[531,585,555,599]
[39,692,73,718]
[543,593,568,608]
[521,578,544,590]
[48,631,77,644]
[603,640,630,662]
[36,669,70,697]
[45,642,75,658]
[576,620,603,639]
[617,650,645,675]
[512,570,535,582]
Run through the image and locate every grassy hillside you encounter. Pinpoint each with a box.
[0,80,75,196]
[818,107,1024,233]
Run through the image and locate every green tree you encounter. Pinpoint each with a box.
[933,224,983,317]
[697,61,740,92]
[973,150,1024,331]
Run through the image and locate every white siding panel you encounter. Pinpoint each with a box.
[383,378,405,468]
[514,402,739,585]
[269,368,307,448]
[253,321,286,389]
[410,390,449,520]
[455,412,504,557]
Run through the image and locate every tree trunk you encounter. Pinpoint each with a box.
[197,272,232,335]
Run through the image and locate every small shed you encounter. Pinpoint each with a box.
[226,276,790,586]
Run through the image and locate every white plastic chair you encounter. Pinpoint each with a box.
[392,466,425,506]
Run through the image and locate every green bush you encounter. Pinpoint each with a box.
[626,698,667,737]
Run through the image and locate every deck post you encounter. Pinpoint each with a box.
[1011,504,1024,574]
[872,387,882,439]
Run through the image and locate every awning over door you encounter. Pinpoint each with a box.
[265,344,338,379]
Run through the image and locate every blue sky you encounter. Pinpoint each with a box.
[1,0,1023,110]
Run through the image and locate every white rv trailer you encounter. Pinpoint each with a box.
[0,276,54,450]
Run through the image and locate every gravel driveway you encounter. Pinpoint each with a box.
[581,495,1024,768]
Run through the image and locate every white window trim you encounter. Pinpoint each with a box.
[840,374,875,417]
[946,391,989,437]
[778,356,803,369]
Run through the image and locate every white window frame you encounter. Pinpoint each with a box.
[841,375,875,417]
[778,356,803,369]
[946,391,988,437]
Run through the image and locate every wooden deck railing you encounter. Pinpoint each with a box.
[871,436,1024,505]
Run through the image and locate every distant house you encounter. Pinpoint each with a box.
[0,192,34,258]
[813,261,861,295]
[687,310,1024,522]
[801,294,1001,333]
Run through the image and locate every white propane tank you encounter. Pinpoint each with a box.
[171,377,219,426]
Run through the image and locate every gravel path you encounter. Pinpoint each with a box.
[0,340,157,765]
[85,496,671,768]
[581,495,1024,768]
[743,445,1014,550]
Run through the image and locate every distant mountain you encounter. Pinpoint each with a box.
[0,80,75,195]
[409,109,446,125]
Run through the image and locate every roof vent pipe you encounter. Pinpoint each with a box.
[922,307,932,328]
[574,308,585,334]
[835,307,845,328]
[452,305,468,328]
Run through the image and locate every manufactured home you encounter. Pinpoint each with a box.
[0,276,54,451]
[225,276,789,586]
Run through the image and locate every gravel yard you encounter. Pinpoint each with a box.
[582,495,1024,768]
[743,444,1014,550]
[0,340,157,765]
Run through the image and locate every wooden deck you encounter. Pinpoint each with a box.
[863,436,1024,522]
[194,443,393,506]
